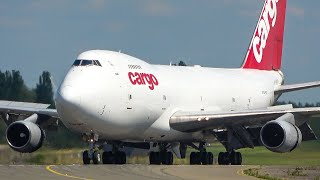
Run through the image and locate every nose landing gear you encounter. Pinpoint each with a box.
[82,133,101,165]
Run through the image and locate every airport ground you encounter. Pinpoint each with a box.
[1,141,320,180]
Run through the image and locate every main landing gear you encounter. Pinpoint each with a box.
[102,146,126,164]
[189,142,214,165]
[82,133,101,165]
[218,151,242,165]
[149,143,174,165]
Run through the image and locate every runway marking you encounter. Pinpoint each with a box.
[46,165,94,180]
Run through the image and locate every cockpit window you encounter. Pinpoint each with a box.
[81,60,93,66]
[73,60,81,66]
[73,59,102,67]
[95,60,102,66]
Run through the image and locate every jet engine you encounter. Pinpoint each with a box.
[6,121,45,153]
[260,113,302,153]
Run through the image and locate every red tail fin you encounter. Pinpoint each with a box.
[241,0,286,70]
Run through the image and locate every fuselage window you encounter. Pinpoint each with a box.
[73,60,81,66]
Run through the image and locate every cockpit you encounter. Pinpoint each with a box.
[73,59,102,67]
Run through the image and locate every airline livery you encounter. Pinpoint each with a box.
[1,0,320,165]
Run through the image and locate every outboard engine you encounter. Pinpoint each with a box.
[6,121,45,153]
[260,113,302,153]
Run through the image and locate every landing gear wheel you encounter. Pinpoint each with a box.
[230,152,242,165]
[190,152,195,165]
[92,151,101,164]
[83,150,90,165]
[162,152,173,165]
[102,151,114,164]
[201,152,209,165]
[115,151,126,164]
[149,152,161,165]
[202,152,213,165]
[218,152,229,165]
[190,152,201,165]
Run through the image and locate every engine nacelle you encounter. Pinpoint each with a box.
[260,117,302,153]
[6,121,45,153]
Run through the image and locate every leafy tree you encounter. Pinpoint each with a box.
[35,71,54,108]
[0,70,34,101]
[178,61,187,66]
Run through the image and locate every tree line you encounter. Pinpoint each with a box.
[0,70,54,107]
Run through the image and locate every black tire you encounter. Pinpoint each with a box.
[153,152,161,165]
[115,152,123,164]
[83,150,90,165]
[195,152,201,165]
[218,152,223,165]
[150,152,160,165]
[92,151,101,164]
[208,152,214,165]
[237,152,242,165]
[163,152,173,165]
[218,152,229,165]
[201,152,208,165]
[102,151,113,164]
[120,151,126,164]
[190,152,196,165]
[230,152,242,165]
[149,152,155,164]
[167,152,173,165]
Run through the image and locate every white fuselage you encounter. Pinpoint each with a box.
[55,50,284,142]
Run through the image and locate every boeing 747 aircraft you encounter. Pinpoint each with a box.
[1,0,320,165]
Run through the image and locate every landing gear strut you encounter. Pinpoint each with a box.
[189,142,214,165]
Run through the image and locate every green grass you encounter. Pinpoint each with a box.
[236,141,320,166]
[243,168,283,180]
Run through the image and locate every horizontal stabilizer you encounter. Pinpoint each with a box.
[275,81,320,94]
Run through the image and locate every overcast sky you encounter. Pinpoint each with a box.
[0,0,319,103]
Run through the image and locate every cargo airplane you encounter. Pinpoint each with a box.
[1,0,320,165]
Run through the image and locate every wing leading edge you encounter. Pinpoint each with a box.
[275,81,320,95]
[0,100,59,126]
[169,106,320,132]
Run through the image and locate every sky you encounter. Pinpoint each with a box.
[0,0,320,103]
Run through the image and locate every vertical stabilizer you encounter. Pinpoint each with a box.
[241,0,286,70]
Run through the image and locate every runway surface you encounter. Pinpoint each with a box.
[0,165,256,180]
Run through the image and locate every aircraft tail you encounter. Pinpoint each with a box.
[241,0,287,70]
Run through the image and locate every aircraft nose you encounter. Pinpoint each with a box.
[56,85,81,107]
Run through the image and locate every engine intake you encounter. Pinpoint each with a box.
[6,121,45,153]
[260,113,302,153]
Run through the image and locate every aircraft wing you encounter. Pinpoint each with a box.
[0,100,59,127]
[275,81,320,94]
[170,106,320,132]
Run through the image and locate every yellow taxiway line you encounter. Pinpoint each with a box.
[46,165,94,180]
